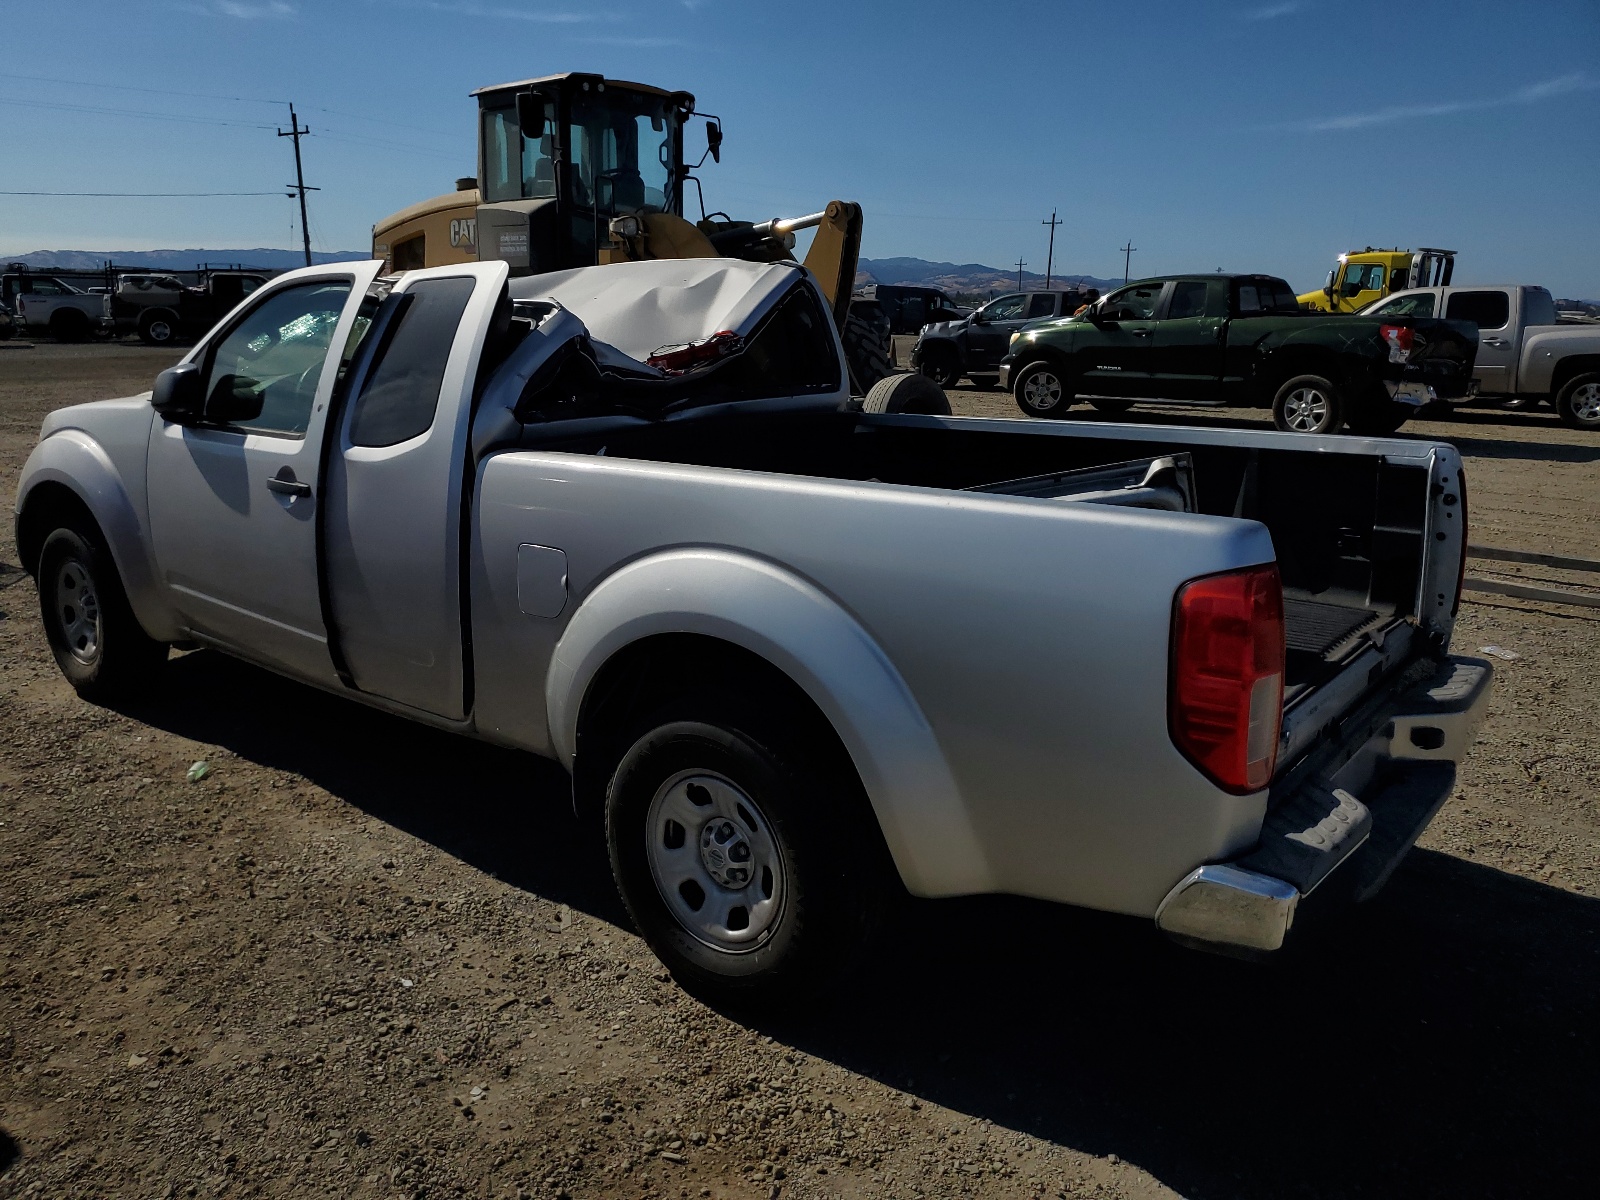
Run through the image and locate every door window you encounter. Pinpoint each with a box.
[1370,292,1436,317]
[1166,281,1209,320]
[1445,291,1510,330]
[348,276,476,447]
[1025,294,1056,319]
[1101,283,1162,321]
[27,278,76,296]
[1341,263,1386,297]
[982,294,1026,321]
[201,281,353,437]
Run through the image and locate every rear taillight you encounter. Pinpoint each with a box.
[646,329,743,375]
[1381,323,1414,363]
[1169,564,1285,794]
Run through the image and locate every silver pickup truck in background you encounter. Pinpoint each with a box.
[15,258,1492,999]
[1365,283,1600,429]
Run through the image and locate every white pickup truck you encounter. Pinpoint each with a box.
[0,271,114,341]
[1365,283,1600,429]
[15,258,1493,999]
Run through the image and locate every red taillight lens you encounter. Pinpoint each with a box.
[1169,564,1285,794]
[1380,323,1414,362]
[646,329,743,375]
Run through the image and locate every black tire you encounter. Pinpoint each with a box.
[916,345,962,388]
[605,702,887,1005]
[36,524,167,700]
[862,372,951,415]
[49,309,90,343]
[1271,373,1345,434]
[1555,372,1600,430]
[137,309,179,347]
[1345,398,1412,436]
[968,374,999,390]
[841,307,895,394]
[1088,397,1135,416]
[1012,360,1074,418]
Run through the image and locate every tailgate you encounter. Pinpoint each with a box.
[1397,317,1479,397]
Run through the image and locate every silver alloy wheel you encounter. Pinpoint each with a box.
[1571,382,1600,424]
[1020,368,1063,412]
[54,556,101,664]
[646,769,786,953]
[1281,385,1331,432]
[147,319,172,342]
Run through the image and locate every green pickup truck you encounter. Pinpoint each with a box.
[997,273,1479,434]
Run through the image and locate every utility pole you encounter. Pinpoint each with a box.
[279,104,316,268]
[1120,241,1137,284]
[1041,210,1061,288]
[1014,257,1027,291]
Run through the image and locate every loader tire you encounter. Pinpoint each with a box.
[842,308,895,394]
[862,372,951,416]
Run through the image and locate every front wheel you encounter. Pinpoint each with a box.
[916,348,962,389]
[605,704,884,1004]
[1555,372,1600,430]
[1272,374,1345,434]
[37,525,167,700]
[1013,360,1073,418]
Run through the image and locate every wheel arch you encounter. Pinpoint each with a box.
[1257,346,1351,404]
[547,548,992,897]
[1550,355,1600,398]
[15,433,181,641]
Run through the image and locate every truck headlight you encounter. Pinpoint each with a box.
[1009,331,1020,346]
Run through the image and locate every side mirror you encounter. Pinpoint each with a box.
[205,377,265,425]
[516,92,545,142]
[150,362,203,422]
[706,119,722,163]
[971,309,988,326]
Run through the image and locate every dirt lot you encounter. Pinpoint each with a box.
[2,341,1597,1200]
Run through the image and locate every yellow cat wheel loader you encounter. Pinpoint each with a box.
[1297,246,1456,313]
[372,72,894,392]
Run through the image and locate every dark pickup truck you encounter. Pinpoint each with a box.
[998,274,1478,435]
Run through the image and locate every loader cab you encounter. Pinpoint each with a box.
[473,73,693,276]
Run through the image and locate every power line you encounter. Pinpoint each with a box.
[0,96,277,129]
[0,70,287,106]
[1,189,284,197]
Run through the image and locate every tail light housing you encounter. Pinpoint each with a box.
[646,330,743,375]
[1169,564,1285,794]
[1381,323,1414,363]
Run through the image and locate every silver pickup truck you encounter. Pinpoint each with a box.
[1365,283,1600,429]
[15,257,1492,999]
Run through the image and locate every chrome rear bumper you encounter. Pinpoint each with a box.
[1156,655,1493,955]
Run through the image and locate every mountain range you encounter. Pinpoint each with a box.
[857,257,1124,294]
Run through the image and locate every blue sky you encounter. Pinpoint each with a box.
[2,0,1597,295]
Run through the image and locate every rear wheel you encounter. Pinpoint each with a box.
[1555,372,1600,430]
[605,701,886,1005]
[916,346,962,388]
[1013,360,1073,418]
[49,309,90,343]
[138,309,178,346]
[36,524,167,700]
[862,372,951,415]
[1272,374,1345,434]
[841,307,895,393]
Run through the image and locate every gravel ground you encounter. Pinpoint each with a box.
[2,342,1597,1200]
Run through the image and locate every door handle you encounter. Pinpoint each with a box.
[266,474,312,498]
[1483,337,1507,347]
[1132,328,1152,337]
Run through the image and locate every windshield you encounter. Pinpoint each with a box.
[568,92,675,215]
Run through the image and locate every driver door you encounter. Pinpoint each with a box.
[145,262,383,684]
[1079,281,1168,396]
[968,293,1026,368]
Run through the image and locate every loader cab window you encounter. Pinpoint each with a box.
[567,93,676,215]
[1340,263,1386,297]
[481,98,557,204]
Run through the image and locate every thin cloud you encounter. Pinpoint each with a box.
[182,1,296,16]
[397,0,601,21]
[1302,72,1596,131]
[1241,1,1303,19]
[576,35,690,47]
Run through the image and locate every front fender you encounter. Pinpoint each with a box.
[16,428,181,641]
[545,548,992,897]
